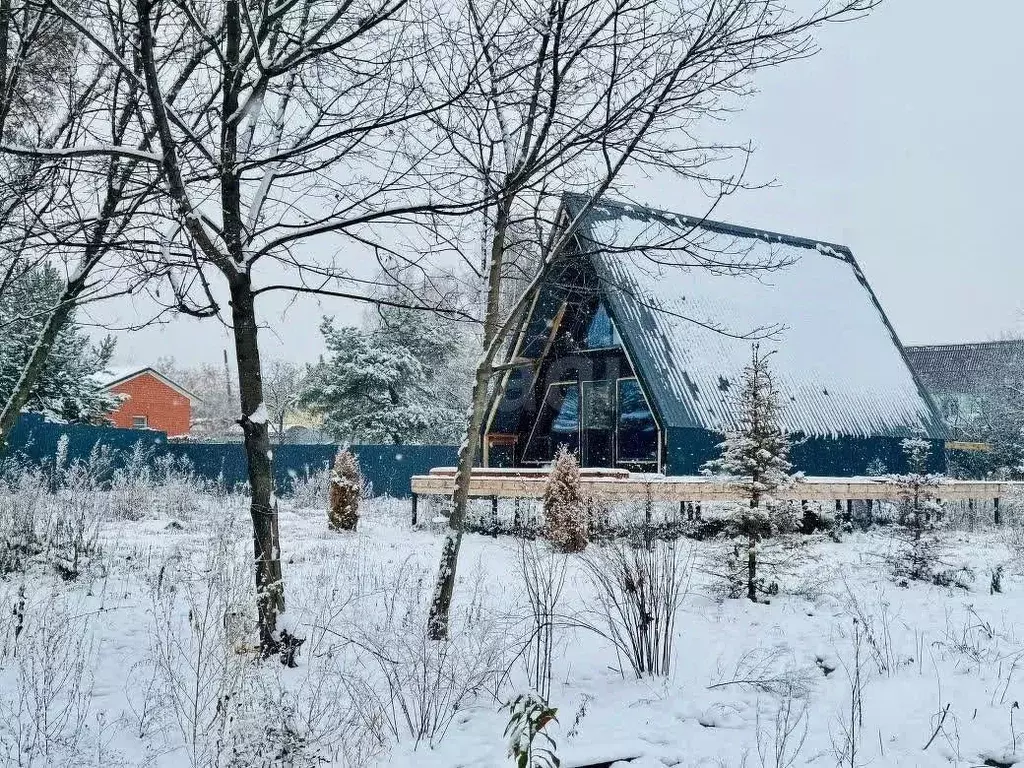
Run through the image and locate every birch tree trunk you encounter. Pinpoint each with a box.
[427,201,510,639]
[428,360,492,638]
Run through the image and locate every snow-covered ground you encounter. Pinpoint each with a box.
[2,475,1024,767]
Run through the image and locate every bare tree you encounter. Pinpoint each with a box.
[263,360,306,445]
[155,357,238,438]
[424,0,880,638]
[9,0,478,653]
[0,7,170,449]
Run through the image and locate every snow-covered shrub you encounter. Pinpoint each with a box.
[865,457,888,477]
[702,345,792,602]
[342,558,510,749]
[755,685,809,768]
[503,692,559,768]
[838,581,911,677]
[832,617,868,768]
[0,467,48,576]
[223,673,344,768]
[797,499,839,537]
[108,442,155,520]
[581,538,693,678]
[148,515,257,767]
[518,539,568,702]
[0,589,98,766]
[288,464,331,509]
[0,465,100,581]
[543,446,588,553]
[328,449,361,531]
[150,453,208,520]
[711,644,815,699]
[51,437,116,494]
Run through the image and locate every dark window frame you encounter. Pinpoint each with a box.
[615,376,659,466]
[522,380,581,463]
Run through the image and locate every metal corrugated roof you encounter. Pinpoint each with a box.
[563,195,946,439]
[905,340,1024,398]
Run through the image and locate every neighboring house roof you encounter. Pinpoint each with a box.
[905,340,1024,399]
[98,367,199,402]
[559,193,946,439]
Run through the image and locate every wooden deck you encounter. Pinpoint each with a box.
[411,468,1021,503]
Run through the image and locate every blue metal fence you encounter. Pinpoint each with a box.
[2,413,456,497]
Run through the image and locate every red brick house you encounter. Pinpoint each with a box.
[100,367,196,436]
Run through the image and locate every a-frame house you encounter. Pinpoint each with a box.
[483,194,947,476]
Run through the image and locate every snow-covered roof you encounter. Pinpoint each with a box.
[905,340,1024,399]
[562,194,946,439]
[98,366,199,402]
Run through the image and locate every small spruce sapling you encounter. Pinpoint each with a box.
[503,693,559,768]
[543,446,588,553]
[888,437,965,586]
[328,449,361,531]
[703,345,792,602]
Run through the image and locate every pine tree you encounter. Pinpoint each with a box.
[888,437,955,585]
[543,446,588,553]
[0,263,120,425]
[302,302,469,445]
[328,449,362,531]
[703,345,792,601]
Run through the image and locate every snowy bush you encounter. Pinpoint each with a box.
[0,465,100,581]
[221,670,365,768]
[543,446,588,553]
[288,464,332,509]
[755,686,809,768]
[0,588,98,766]
[108,442,155,521]
[150,453,209,520]
[342,558,510,749]
[50,437,116,494]
[148,516,258,767]
[328,449,361,531]
[581,538,693,678]
[518,538,568,702]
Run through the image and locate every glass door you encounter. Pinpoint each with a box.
[581,380,614,466]
[616,378,658,465]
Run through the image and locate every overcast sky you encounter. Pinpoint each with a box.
[93,0,1024,369]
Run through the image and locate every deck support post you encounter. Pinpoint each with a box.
[411,493,418,527]
[995,496,1001,526]
[491,496,499,537]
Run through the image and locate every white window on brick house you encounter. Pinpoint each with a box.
[133,415,148,428]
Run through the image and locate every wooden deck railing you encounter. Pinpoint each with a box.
[409,468,1023,526]
[412,468,1017,502]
